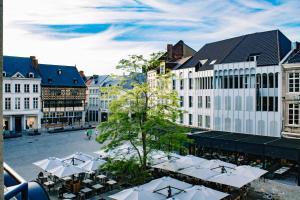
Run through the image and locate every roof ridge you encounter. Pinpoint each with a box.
[39,63,76,68]
[287,49,300,62]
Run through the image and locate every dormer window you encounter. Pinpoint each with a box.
[57,69,62,75]
[210,60,217,65]
[248,53,260,62]
[73,78,78,84]
[28,72,34,78]
[3,71,6,77]
[48,78,53,83]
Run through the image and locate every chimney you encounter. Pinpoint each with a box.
[30,56,38,69]
[79,70,85,78]
[167,44,173,60]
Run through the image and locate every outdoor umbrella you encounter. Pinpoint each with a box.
[48,163,86,178]
[168,185,229,200]
[109,187,165,200]
[179,166,221,180]
[150,152,183,165]
[200,159,237,173]
[207,172,253,188]
[152,158,193,172]
[78,157,107,171]
[233,165,267,181]
[63,152,94,165]
[178,155,207,167]
[33,157,63,171]
[141,176,192,197]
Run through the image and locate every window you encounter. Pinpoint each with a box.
[189,114,193,125]
[269,73,274,88]
[180,79,184,90]
[188,71,193,89]
[235,96,242,111]
[288,104,299,125]
[262,97,268,111]
[5,98,11,110]
[160,65,165,74]
[180,96,184,107]
[244,75,249,88]
[24,97,30,109]
[229,76,233,89]
[225,96,231,110]
[33,98,38,109]
[15,84,20,93]
[15,97,20,109]
[198,115,202,127]
[197,96,202,108]
[225,117,231,131]
[33,84,39,93]
[5,84,11,93]
[239,75,243,89]
[256,97,261,111]
[28,72,34,78]
[24,84,30,93]
[179,113,184,124]
[235,118,242,132]
[215,96,221,110]
[206,96,211,108]
[275,97,278,112]
[288,72,300,93]
[246,96,253,111]
[3,71,6,77]
[234,76,239,89]
[262,73,268,88]
[172,80,176,90]
[246,119,253,134]
[189,96,193,108]
[257,120,265,135]
[205,116,210,128]
[275,72,278,88]
[269,97,274,111]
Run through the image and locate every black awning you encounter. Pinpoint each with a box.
[190,131,300,162]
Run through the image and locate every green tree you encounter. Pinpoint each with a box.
[97,53,191,170]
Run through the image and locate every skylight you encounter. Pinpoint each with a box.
[210,60,217,65]
[200,59,208,65]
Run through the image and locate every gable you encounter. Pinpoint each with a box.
[12,72,25,78]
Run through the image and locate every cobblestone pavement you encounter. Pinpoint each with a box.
[4,129,102,181]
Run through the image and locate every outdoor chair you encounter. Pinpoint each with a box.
[58,188,64,199]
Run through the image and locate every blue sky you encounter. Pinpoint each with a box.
[4,0,300,75]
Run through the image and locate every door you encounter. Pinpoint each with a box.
[15,116,22,133]
[4,120,9,130]
[101,113,108,122]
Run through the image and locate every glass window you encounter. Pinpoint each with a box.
[24,84,30,93]
[206,96,211,108]
[24,97,30,109]
[15,84,20,93]
[179,113,184,124]
[235,96,242,111]
[189,114,193,125]
[288,72,300,93]
[33,98,38,109]
[5,98,11,110]
[225,96,231,110]
[269,97,274,111]
[189,96,193,108]
[234,76,239,89]
[197,96,202,108]
[180,96,184,107]
[198,115,202,127]
[225,117,231,131]
[262,73,268,88]
[288,104,299,125]
[269,73,274,88]
[205,116,210,128]
[5,84,11,93]
[172,80,176,90]
[15,97,20,109]
[262,97,268,111]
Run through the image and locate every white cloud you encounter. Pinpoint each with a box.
[4,0,300,76]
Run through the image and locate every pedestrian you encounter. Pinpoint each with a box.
[95,129,99,138]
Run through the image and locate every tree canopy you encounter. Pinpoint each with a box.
[97,52,191,169]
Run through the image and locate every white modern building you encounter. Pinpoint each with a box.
[3,56,42,133]
[174,30,294,137]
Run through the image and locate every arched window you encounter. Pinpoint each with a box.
[268,73,274,88]
[179,72,184,90]
[188,71,193,89]
[262,73,268,88]
[256,73,261,89]
[275,72,279,88]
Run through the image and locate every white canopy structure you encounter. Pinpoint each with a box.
[78,157,107,171]
[168,185,229,200]
[200,160,237,172]
[63,152,94,165]
[177,155,207,166]
[109,187,165,200]
[33,157,63,171]
[152,159,193,172]
[179,166,221,180]
[48,163,86,178]
[141,176,192,197]
[233,165,268,180]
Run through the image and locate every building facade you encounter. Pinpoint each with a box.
[34,58,86,129]
[174,30,294,137]
[3,56,42,133]
[282,47,300,138]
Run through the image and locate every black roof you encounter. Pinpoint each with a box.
[177,30,291,70]
[3,56,41,78]
[38,64,85,87]
[287,49,300,63]
[190,131,300,161]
